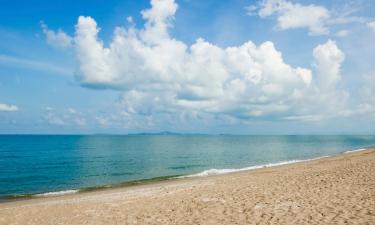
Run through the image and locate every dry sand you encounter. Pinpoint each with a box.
[1,149,374,225]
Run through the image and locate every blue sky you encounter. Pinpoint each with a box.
[0,0,375,134]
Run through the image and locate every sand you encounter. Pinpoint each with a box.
[1,149,374,225]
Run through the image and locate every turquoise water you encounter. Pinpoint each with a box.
[0,135,374,199]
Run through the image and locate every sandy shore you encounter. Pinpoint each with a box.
[1,149,374,225]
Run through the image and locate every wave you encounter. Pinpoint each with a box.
[6,175,181,200]
[34,189,78,197]
[182,156,331,178]
[184,147,368,178]
[344,148,367,154]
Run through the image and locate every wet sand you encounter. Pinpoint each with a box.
[1,149,374,224]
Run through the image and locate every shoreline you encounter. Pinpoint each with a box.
[1,148,374,224]
[1,147,370,203]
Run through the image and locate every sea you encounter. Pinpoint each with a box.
[0,135,374,200]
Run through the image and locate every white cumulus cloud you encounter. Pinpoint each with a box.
[41,22,73,49]
[50,0,352,126]
[313,40,345,90]
[72,0,317,120]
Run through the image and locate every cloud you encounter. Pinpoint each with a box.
[0,103,19,112]
[73,12,314,119]
[298,40,349,119]
[43,114,66,126]
[68,108,77,114]
[338,73,375,118]
[96,116,111,127]
[248,0,330,35]
[42,107,86,126]
[52,0,352,127]
[335,30,349,37]
[313,40,345,90]
[368,21,375,32]
[248,0,366,36]
[41,22,73,49]
[360,73,375,105]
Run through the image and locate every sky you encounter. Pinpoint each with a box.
[0,0,375,134]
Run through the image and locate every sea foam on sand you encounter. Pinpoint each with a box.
[344,148,367,154]
[35,189,78,197]
[183,157,328,178]
[184,148,367,178]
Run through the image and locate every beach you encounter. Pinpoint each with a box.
[1,149,374,224]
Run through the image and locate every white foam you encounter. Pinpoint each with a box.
[184,147,371,178]
[344,148,367,154]
[35,189,78,197]
[183,156,328,178]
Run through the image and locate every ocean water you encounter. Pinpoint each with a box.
[0,135,374,199]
